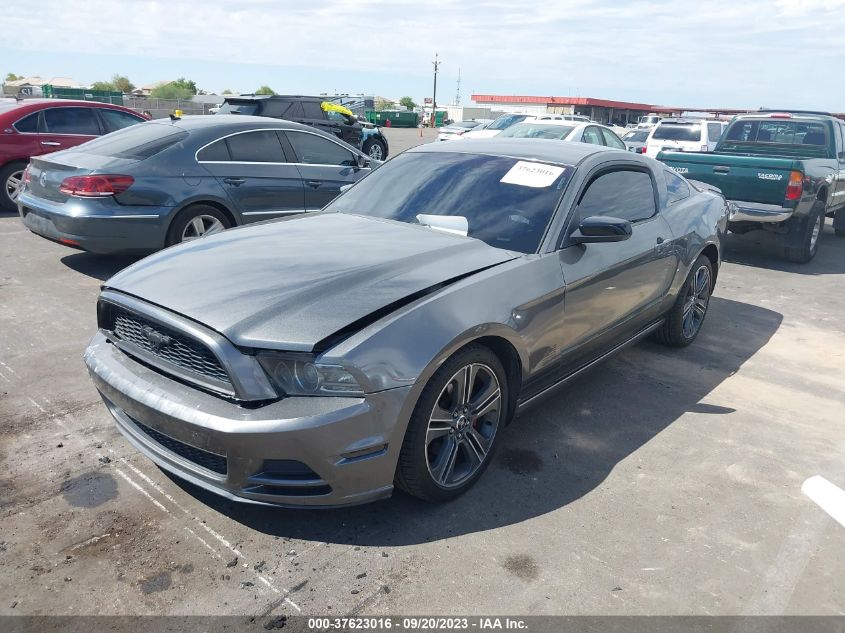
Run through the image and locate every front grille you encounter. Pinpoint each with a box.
[131,417,227,475]
[110,307,230,385]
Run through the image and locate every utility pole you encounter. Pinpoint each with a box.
[455,67,461,107]
[431,53,441,127]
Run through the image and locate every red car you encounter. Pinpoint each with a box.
[0,99,147,212]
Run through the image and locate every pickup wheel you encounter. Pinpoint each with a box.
[653,254,713,348]
[784,201,824,263]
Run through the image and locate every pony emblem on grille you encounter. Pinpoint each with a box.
[141,325,173,351]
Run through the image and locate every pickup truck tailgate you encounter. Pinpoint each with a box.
[659,151,802,205]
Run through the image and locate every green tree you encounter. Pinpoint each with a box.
[90,74,134,93]
[5,72,22,82]
[221,88,233,95]
[399,96,417,110]
[170,77,198,95]
[150,84,194,100]
[90,80,115,91]
[149,78,197,100]
[254,85,276,95]
[111,74,134,93]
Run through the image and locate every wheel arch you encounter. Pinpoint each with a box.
[164,198,239,246]
[699,243,720,284]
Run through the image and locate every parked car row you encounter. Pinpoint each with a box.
[3,94,840,510]
[0,98,147,212]
[16,115,376,253]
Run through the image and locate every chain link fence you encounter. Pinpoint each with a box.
[122,96,216,119]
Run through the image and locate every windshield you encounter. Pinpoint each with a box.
[217,102,259,115]
[69,123,188,159]
[497,123,577,140]
[487,114,530,131]
[623,130,649,142]
[325,151,572,253]
[653,123,702,142]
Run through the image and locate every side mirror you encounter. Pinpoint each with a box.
[571,216,633,244]
[356,155,370,169]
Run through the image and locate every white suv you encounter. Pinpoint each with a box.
[644,118,728,157]
[459,113,572,140]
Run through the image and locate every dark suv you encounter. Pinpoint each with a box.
[218,95,389,160]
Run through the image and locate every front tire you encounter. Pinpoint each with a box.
[653,254,714,347]
[784,202,824,263]
[395,345,508,501]
[166,204,231,247]
[0,162,26,213]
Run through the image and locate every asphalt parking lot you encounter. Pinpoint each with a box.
[1,127,844,618]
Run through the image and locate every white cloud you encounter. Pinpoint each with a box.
[6,0,845,109]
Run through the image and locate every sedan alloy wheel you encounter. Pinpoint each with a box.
[180,215,226,242]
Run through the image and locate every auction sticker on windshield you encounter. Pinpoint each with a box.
[501,161,565,187]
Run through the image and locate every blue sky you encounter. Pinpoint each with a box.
[4,0,845,110]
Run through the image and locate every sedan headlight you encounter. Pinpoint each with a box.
[257,352,364,397]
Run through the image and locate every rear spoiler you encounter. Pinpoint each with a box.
[688,179,724,196]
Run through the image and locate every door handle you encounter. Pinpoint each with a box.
[40,141,61,147]
[306,180,322,188]
[713,166,730,173]
[223,177,245,186]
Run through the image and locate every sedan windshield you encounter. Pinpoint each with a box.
[326,152,572,253]
[653,123,702,141]
[498,123,576,140]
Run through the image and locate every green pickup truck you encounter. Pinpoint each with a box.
[659,110,845,263]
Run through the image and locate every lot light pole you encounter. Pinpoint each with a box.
[431,53,440,127]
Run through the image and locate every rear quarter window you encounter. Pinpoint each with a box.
[73,123,188,159]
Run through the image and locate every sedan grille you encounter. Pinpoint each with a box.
[110,307,231,385]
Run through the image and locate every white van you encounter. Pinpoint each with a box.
[644,118,728,157]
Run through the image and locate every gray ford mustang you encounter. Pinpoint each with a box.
[84,139,728,507]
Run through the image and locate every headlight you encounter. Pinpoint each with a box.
[256,352,364,397]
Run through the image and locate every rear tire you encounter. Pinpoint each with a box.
[166,204,231,247]
[363,138,386,161]
[395,345,508,502]
[784,202,824,263]
[0,162,26,213]
[653,254,714,348]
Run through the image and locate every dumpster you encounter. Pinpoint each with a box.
[41,85,124,105]
[369,110,419,128]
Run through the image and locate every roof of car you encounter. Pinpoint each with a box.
[0,98,135,112]
[149,114,313,131]
[223,94,323,101]
[410,137,617,165]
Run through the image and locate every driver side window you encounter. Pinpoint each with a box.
[577,169,657,223]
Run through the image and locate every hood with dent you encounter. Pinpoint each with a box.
[105,213,517,351]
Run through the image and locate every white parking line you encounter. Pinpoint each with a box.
[802,476,845,528]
